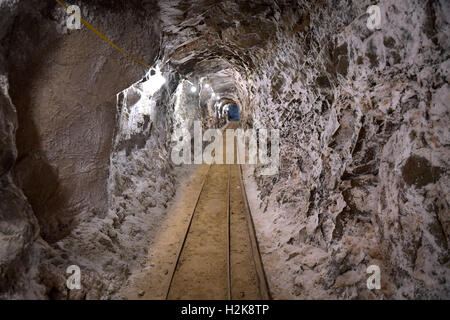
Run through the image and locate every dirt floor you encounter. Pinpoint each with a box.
[120,164,210,299]
[122,122,265,300]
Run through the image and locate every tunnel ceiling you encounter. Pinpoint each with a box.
[159,0,291,99]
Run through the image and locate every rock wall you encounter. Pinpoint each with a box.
[0,0,161,298]
[0,47,40,297]
[244,0,449,299]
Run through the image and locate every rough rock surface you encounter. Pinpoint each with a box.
[1,0,162,298]
[242,0,450,299]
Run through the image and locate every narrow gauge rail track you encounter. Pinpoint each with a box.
[165,123,270,300]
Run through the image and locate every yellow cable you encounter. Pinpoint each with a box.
[55,0,150,68]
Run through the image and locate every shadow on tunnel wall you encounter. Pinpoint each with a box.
[4,0,160,243]
[7,6,70,243]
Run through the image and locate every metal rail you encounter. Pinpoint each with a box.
[165,164,233,300]
[235,122,271,300]
[164,164,211,300]
[226,165,232,300]
[165,123,271,300]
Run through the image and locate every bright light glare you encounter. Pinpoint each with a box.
[142,67,166,96]
[191,86,197,93]
[205,83,210,88]
[211,92,215,97]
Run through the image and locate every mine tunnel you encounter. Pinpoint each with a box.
[0,0,449,301]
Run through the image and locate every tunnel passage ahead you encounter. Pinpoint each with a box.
[166,122,269,300]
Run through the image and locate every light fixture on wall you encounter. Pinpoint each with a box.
[142,66,166,96]
[185,79,197,94]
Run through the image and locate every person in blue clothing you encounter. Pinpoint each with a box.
[227,103,240,121]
